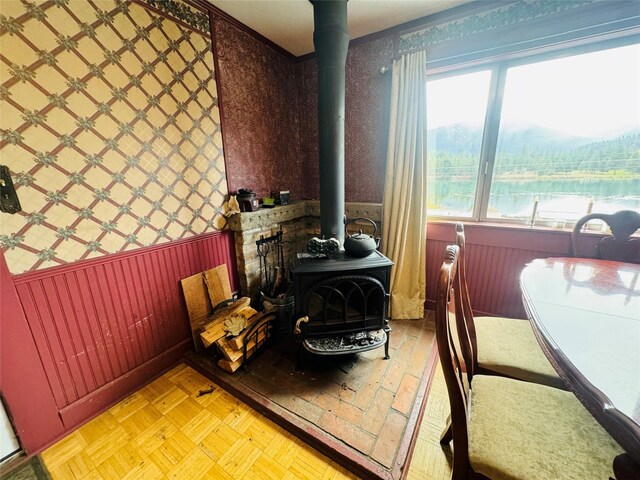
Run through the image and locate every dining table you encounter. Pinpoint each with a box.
[520,257,640,479]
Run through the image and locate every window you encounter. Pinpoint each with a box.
[426,70,491,217]
[426,42,640,226]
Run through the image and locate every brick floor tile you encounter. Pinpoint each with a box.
[382,335,417,392]
[342,356,376,391]
[352,356,391,411]
[319,378,357,403]
[392,374,421,415]
[275,370,319,403]
[370,411,407,468]
[272,353,297,372]
[311,368,350,387]
[248,357,280,381]
[388,320,412,349]
[241,373,285,399]
[398,334,418,360]
[407,342,432,377]
[361,388,395,435]
[312,393,364,425]
[317,412,375,455]
[277,395,325,424]
[290,382,320,403]
[406,319,429,337]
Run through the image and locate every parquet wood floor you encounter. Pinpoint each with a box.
[42,363,452,480]
[406,365,452,480]
[41,364,358,480]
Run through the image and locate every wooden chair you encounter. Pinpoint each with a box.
[454,223,564,390]
[571,210,640,264]
[436,245,623,480]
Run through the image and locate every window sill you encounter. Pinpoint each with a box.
[427,218,577,235]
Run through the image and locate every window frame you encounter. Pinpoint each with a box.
[425,35,640,227]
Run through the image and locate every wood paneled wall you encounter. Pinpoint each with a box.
[426,223,580,319]
[4,231,237,453]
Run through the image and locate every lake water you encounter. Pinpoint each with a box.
[427,177,640,221]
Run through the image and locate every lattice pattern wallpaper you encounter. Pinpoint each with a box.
[0,0,227,274]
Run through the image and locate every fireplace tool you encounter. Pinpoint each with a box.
[256,226,288,297]
[256,226,294,335]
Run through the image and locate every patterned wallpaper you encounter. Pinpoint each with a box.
[299,36,394,204]
[344,37,394,204]
[213,18,304,200]
[298,60,319,201]
[0,0,227,274]
[398,0,595,54]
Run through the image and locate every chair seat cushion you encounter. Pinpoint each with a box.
[469,375,622,480]
[475,316,565,390]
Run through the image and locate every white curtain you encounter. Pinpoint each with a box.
[381,50,428,320]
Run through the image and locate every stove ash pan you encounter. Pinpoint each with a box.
[292,252,392,358]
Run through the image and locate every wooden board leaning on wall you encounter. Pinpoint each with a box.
[180,264,276,372]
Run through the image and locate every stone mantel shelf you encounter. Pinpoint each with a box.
[227,202,306,232]
[227,201,383,233]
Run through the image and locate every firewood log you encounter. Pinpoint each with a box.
[216,321,273,362]
[217,329,271,373]
[227,312,277,350]
[200,304,256,348]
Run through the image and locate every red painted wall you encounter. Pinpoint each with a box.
[0,253,65,453]
[425,222,608,319]
[2,231,237,454]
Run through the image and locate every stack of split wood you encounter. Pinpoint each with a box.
[180,265,275,373]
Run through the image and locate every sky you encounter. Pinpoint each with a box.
[427,43,640,138]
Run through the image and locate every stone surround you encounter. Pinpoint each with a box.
[227,201,382,299]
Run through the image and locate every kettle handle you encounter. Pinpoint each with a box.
[344,217,377,237]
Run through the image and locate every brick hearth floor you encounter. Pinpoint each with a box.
[187,313,437,479]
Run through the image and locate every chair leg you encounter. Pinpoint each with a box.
[440,416,453,444]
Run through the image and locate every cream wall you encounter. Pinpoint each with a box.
[0,0,227,274]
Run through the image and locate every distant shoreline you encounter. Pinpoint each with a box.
[494,172,640,181]
[436,172,640,181]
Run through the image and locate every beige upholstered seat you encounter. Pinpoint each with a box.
[475,316,565,390]
[454,223,564,390]
[435,246,623,479]
[469,375,622,480]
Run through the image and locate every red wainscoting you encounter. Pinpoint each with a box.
[425,222,597,319]
[0,253,65,454]
[2,231,237,454]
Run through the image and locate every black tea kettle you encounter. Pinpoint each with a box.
[344,217,380,258]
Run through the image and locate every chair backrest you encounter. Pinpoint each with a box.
[454,223,479,379]
[571,210,640,264]
[435,244,474,476]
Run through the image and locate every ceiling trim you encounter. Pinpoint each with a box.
[186,0,298,61]
[296,0,497,63]
[188,0,494,63]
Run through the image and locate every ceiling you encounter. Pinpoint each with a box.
[206,0,472,57]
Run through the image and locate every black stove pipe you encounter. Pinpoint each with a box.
[311,0,349,248]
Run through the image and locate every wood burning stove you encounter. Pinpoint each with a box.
[292,252,393,358]
[291,1,393,359]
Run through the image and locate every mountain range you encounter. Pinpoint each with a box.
[427,123,639,155]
